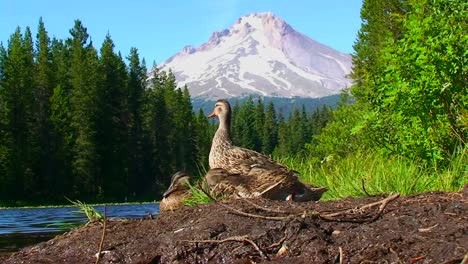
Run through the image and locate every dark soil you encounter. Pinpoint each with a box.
[2,188,467,264]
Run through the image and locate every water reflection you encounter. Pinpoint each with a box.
[0,203,159,253]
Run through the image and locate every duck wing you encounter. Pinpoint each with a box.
[225,146,298,177]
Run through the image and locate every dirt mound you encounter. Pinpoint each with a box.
[2,189,467,264]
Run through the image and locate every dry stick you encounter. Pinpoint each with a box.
[462,253,468,264]
[266,233,288,250]
[242,198,291,214]
[221,194,400,223]
[182,235,267,259]
[361,179,372,197]
[217,201,293,221]
[320,193,400,222]
[339,246,344,264]
[95,207,107,264]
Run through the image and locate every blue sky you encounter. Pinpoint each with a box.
[0,0,363,65]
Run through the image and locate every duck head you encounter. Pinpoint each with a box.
[160,171,191,212]
[208,99,231,128]
[163,171,190,198]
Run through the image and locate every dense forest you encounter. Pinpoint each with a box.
[0,0,466,205]
[0,19,333,204]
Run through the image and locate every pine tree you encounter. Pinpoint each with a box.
[194,108,214,170]
[126,47,147,198]
[95,35,129,200]
[68,20,100,199]
[34,18,55,199]
[261,101,277,155]
[49,38,74,199]
[0,27,37,200]
[254,98,265,152]
[275,109,289,157]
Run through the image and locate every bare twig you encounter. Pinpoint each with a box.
[339,247,343,264]
[462,253,468,264]
[182,235,267,259]
[242,198,291,214]
[218,194,400,224]
[361,179,371,197]
[218,201,294,221]
[95,207,107,264]
[418,224,438,233]
[266,235,287,250]
[320,194,400,222]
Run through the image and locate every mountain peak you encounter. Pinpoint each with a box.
[231,12,292,39]
[157,14,352,99]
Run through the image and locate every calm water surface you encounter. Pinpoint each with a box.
[0,203,159,253]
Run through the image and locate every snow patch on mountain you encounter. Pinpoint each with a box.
[156,12,353,99]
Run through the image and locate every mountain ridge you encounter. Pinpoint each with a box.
[157,12,352,99]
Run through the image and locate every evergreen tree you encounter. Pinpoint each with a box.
[126,47,147,198]
[275,110,289,156]
[143,68,170,194]
[34,18,55,199]
[49,38,74,199]
[261,101,277,155]
[194,108,214,170]
[96,35,128,200]
[68,20,100,199]
[254,98,265,152]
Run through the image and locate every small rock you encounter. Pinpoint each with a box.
[332,230,342,236]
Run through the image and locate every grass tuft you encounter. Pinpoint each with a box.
[183,183,213,206]
[277,148,467,200]
[66,197,104,222]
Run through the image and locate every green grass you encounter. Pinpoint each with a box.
[66,198,104,222]
[277,148,467,200]
[183,183,213,206]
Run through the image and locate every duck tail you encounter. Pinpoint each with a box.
[294,185,328,202]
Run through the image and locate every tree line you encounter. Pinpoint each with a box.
[312,0,466,169]
[0,19,332,205]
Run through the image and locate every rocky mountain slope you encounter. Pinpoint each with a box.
[157,12,353,99]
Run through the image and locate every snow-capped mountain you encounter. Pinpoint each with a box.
[157,12,353,99]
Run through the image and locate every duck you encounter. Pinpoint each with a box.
[205,167,328,202]
[207,99,327,201]
[208,99,298,177]
[159,171,192,212]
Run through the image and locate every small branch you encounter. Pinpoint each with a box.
[320,194,400,222]
[217,201,294,221]
[361,179,371,197]
[218,194,400,224]
[95,207,107,264]
[242,198,291,214]
[339,247,344,264]
[266,235,287,250]
[182,235,267,259]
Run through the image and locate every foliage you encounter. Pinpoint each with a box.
[316,0,467,168]
[66,198,103,222]
[183,183,213,206]
[278,147,466,200]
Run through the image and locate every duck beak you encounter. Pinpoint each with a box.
[163,186,174,198]
[207,112,217,118]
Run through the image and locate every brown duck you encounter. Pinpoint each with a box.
[159,171,191,212]
[207,99,327,201]
[205,167,327,202]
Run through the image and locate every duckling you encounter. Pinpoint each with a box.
[205,167,328,202]
[160,171,191,212]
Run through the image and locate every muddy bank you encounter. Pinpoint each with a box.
[2,188,467,263]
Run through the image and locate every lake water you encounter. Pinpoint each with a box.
[0,203,159,253]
